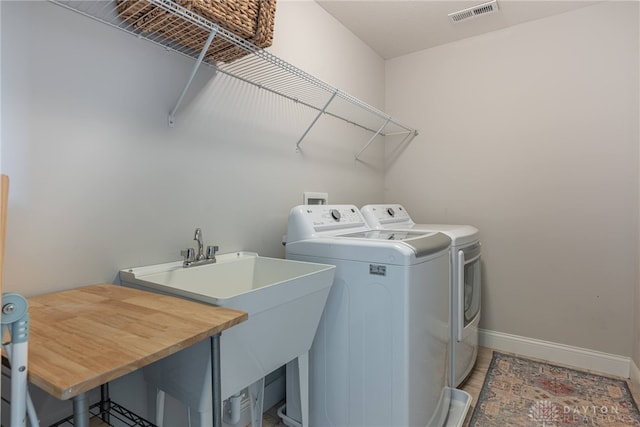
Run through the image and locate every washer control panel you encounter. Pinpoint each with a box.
[360,204,414,227]
[308,205,365,228]
[287,204,368,241]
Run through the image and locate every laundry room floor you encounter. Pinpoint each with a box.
[255,347,640,427]
[459,346,494,426]
[460,347,640,426]
[255,403,285,427]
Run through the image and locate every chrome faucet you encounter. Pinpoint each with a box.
[194,228,205,260]
[181,228,219,267]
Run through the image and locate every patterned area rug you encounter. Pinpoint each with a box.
[469,352,640,426]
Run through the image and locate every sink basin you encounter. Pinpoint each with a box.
[119,252,335,406]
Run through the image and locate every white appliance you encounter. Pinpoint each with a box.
[360,204,481,388]
[284,204,470,427]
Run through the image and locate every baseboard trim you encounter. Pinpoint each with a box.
[631,359,640,394]
[479,329,631,378]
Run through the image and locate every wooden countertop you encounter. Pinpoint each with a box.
[26,283,247,400]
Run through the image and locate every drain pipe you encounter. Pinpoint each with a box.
[277,404,302,427]
[227,393,242,425]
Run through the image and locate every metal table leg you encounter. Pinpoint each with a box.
[100,384,111,425]
[72,392,89,427]
[211,334,222,427]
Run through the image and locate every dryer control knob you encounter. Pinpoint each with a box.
[330,209,341,221]
[387,208,395,217]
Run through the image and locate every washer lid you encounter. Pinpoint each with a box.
[408,224,479,246]
[339,230,428,240]
[337,230,451,258]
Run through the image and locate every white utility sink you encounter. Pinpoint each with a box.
[119,252,335,427]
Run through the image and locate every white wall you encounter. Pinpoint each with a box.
[636,88,640,384]
[3,0,639,422]
[0,0,386,422]
[385,1,639,358]
[1,0,386,298]
[636,0,640,384]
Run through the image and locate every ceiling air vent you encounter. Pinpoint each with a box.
[448,0,499,24]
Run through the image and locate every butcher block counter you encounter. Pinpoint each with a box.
[26,283,248,426]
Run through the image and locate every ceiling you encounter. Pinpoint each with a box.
[315,0,599,59]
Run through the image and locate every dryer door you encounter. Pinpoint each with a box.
[457,243,481,341]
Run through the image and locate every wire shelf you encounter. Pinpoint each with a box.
[49,400,156,427]
[48,0,418,156]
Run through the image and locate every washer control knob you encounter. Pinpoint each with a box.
[387,207,395,217]
[330,209,341,221]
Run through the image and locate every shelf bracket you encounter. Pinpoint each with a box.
[295,90,338,151]
[354,118,391,160]
[168,26,219,128]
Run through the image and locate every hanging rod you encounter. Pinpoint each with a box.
[48,0,419,154]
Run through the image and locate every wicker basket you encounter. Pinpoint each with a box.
[116,0,276,63]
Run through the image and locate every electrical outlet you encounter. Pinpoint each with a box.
[303,192,328,205]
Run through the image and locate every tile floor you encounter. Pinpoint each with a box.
[257,347,640,427]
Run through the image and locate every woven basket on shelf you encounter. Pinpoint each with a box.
[116,0,276,63]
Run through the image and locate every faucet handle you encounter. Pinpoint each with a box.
[206,245,219,260]
[181,248,195,262]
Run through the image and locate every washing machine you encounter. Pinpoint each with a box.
[360,204,481,388]
[284,204,469,427]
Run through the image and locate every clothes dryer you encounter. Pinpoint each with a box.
[284,205,469,427]
[360,204,481,388]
